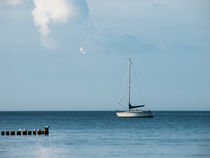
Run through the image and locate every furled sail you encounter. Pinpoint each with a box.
[129,104,145,109]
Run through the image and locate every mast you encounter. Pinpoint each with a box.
[128,58,131,109]
[127,58,145,110]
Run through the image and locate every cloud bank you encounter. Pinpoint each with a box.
[32,0,74,48]
[5,0,89,49]
[32,0,89,48]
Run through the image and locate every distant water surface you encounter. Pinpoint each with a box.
[0,111,210,158]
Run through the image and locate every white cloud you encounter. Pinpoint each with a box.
[32,0,75,48]
[4,0,89,49]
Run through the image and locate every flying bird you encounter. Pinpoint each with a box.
[79,46,86,55]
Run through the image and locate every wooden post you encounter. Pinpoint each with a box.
[28,131,32,135]
[33,129,36,135]
[6,131,9,136]
[44,126,49,135]
[1,131,5,136]
[22,129,27,135]
[37,129,41,135]
[16,130,21,136]
[10,131,15,135]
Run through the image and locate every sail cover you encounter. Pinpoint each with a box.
[129,104,145,109]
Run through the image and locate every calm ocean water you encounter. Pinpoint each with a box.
[0,111,210,158]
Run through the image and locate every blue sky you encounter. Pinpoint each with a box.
[0,0,210,111]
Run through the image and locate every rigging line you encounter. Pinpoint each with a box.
[118,70,129,107]
[131,64,146,104]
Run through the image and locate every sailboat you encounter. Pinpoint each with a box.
[116,58,153,118]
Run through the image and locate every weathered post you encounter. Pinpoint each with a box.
[10,131,15,136]
[1,131,5,136]
[44,126,49,135]
[28,131,32,135]
[16,129,21,136]
[22,129,27,135]
[6,131,9,136]
[37,129,41,135]
[33,129,36,135]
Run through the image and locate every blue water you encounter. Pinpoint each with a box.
[0,111,210,158]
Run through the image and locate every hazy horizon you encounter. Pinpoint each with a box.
[1,110,210,112]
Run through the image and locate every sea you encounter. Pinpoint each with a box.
[0,111,210,158]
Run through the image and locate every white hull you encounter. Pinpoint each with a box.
[116,111,153,118]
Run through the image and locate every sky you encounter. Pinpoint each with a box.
[0,0,210,111]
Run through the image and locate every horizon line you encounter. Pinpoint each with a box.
[0,110,210,112]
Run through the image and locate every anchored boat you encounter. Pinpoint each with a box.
[116,58,153,118]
